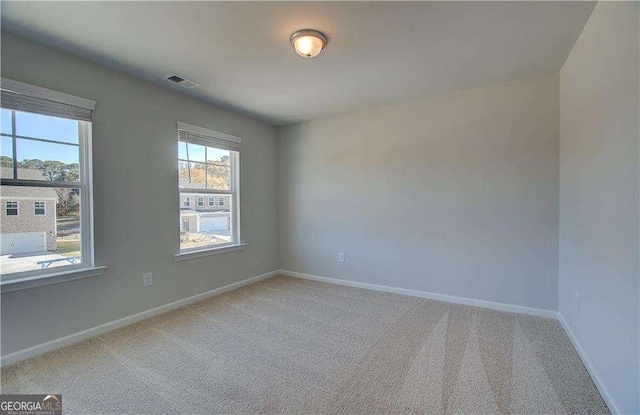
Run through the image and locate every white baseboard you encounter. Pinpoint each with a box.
[1,270,278,367]
[558,313,621,415]
[2,269,618,414]
[279,269,558,319]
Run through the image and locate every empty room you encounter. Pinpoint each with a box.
[0,1,638,414]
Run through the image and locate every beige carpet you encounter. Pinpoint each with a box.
[1,275,609,414]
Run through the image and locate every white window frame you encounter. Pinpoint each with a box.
[218,197,225,207]
[208,196,215,207]
[183,196,190,207]
[34,201,46,215]
[5,201,18,216]
[0,78,105,293]
[197,196,204,207]
[175,122,244,260]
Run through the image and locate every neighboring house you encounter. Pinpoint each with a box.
[179,179,231,233]
[0,167,58,253]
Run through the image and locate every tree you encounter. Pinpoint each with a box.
[179,159,231,190]
[55,188,80,217]
[1,156,81,216]
[18,159,79,182]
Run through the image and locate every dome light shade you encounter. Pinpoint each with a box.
[290,29,328,59]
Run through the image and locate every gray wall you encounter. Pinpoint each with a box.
[279,73,560,311]
[559,2,639,413]
[0,33,279,355]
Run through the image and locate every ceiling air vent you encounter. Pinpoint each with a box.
[166,74,199,89]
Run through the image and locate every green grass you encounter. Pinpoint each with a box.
[55,240,81,257]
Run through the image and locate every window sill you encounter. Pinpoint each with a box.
[1,266,107,293]
[174,243,247,261]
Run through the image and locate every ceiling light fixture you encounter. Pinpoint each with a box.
[290,29,328,59]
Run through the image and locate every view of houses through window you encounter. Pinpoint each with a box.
[178,138,236,251]
[1,109,85,278]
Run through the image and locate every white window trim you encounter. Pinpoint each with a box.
[183,197,190,207]
[0,84,104,290]
[5,201,18,216]
[1,122,97,283]
[197,196,204,207]
[174,243,247,261]
[208,196,215,207]
[176,122,242,258]
[34,201,46,215]
[1,266,106,293]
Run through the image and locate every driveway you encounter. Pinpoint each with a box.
[0,251,75,275]
[57,217,80,238]
[214,230,231,241]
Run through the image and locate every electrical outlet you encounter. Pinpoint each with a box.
[143,272,153,287]
[338,252,345,263]
[575,291,580,310]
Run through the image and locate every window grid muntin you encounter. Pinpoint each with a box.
[178,149,231,193]
[6,201,18,216]
[34,201,46,215]
[0,132,80,148]
[178,138,239,253]
[1,108,93,280]
[1,113,81,185]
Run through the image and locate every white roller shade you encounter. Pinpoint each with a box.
[178,122,241,152]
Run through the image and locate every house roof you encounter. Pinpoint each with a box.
[1,167,59,199]
[179,178,205,189]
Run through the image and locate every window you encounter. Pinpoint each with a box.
[34,201,46,215]
[5,201,18,216]
[177,122,241,254]
[183,197,190,207]
[1,78,99,286]
[218,197,225,207]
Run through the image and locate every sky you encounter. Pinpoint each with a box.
[1,109,80,164]
[178,141,229,164]
[0,109,229,166]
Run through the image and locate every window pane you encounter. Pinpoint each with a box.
[6,201,18,216]
[179,142,206,162]
[178,160,233,192]
[1,136,14,173]
[15,111,79,144]
[207,147,231,165]
[179,192,231,251]
[178,161,206,189]
[1,109,11,135]
[206,164,231,191]
[34,201,46,215]
[16,138,80,182]
[1,187,81,279]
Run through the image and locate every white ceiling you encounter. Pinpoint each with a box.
[1,1,595,126]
